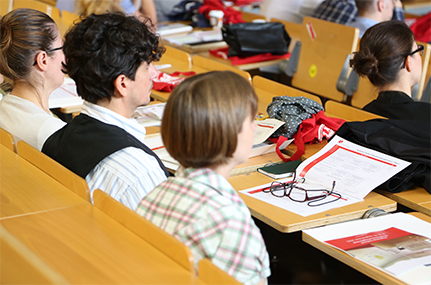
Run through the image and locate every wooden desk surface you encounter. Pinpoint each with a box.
[0,204,203,284]
[229,171,397,233]
[0,145,87,219]
[376,188,431,216]
[302,212,431,285]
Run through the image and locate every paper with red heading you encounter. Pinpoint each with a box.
[240,135,410,216]
[304,213,431,285]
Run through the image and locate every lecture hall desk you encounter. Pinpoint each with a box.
[0,144,88,219]
[228,172,396,233]
[0,203,204,284]
[302,212,431,285]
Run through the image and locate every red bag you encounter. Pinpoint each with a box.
[271,111,346,162]
[152,71,196,92]
[409,13,431,43]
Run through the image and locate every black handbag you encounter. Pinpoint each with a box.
[221,22,291,58]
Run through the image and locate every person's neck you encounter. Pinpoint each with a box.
[11,83,50,113]
[359,12,382,23]
[211,160,238,180]
[96,97,134,119]
[380,82,412,97]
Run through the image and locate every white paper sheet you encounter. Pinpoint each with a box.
[295,135,411,200]
[240,178,362,216]
[253,118,285,145]
[240,135,411,216]
[132,103,166,127]
[49,78,83,109]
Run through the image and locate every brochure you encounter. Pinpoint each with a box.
[304,213,431,285]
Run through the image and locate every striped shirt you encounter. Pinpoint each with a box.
[136,167,271,285]
[310,0,404,24]
[81,101,167,210]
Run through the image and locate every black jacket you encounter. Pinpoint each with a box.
[334,119,430,193]
[363,91,431,121]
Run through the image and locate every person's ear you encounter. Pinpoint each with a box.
[377,0,385,12]
[405,55,413,72]
[113,74,129,98]
[34,51,49,71]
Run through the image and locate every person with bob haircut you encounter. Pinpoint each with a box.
[42,12,169,210]
[0,8,66,150]
[136,71,271,285]
[350,20,430,120]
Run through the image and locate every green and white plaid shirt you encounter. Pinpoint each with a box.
[136,167,270,285]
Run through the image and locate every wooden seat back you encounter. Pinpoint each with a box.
[292,16,359,102]
[93,189,195,274]
[253,75,322,115]
[325,100,385,121]
[12,0,61,22]
[192,55,252,82]
[415,41,431,101]
[16,140,91,202]
[0,127,15,152]
[198,258,241,285]
[271,18,304,53]
[163,45,192,68]
[0,0,12,15]
[241,11,267,22]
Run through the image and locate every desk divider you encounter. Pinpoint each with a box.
[16,140,91,202]
[93,189,196,274]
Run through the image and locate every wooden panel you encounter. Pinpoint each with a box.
[350,75,379,109]
[0,204,203,284]
[198,258,240,285]
[164,45,192,68]
[416,41,431,101]
[0,145,87,219]
[253,75,322,115]
[0,126,15,152]
[271,18,304,53]
[16,141,91,202]
[376,188,431,216]
[0,225,69,284]
[325,100,385,121]
[292,16,359,102]
[192,55,251,82]
[0,0,13,16]
[93,190,195,274]
[241,11,266,22]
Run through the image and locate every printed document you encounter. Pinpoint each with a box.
[240,135,411,216]
[49,77,83,109]
[303,213,431,285]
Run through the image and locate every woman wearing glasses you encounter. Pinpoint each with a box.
[0,8,66,150]
[350,20,430,120]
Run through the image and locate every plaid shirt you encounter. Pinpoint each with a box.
[310,0,404,24]
[136,167,271,285]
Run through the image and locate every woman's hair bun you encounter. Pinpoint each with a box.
[350,50,379,77]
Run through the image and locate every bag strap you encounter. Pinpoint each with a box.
[273,133,305,163]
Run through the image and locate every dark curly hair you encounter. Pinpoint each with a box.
[350,21,414,87]
[62,12,165,104]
